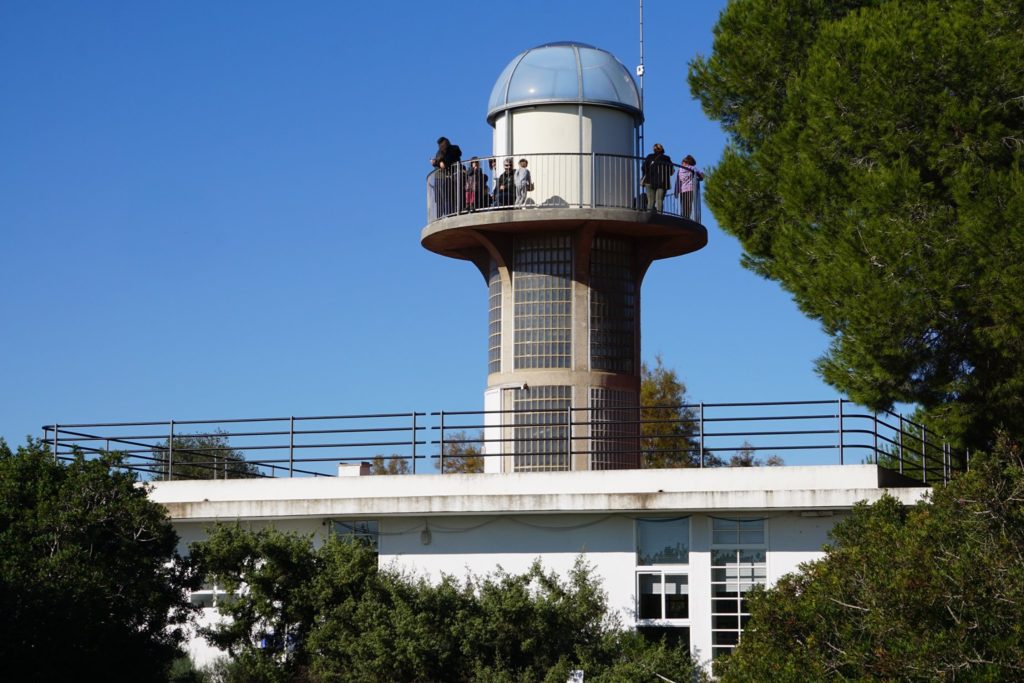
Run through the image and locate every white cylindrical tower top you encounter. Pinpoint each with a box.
[487,42,643,125]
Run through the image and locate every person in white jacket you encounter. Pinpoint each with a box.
[514,158,532,206]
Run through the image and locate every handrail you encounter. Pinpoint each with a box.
[425,152,702,224]
[43,399,963,483]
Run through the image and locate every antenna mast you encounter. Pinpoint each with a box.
[637,0,645,156]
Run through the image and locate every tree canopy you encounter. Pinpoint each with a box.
[151,432,260,480]
[0,438,197,682]
[689,0,1024,449]
[191,525,700,682]
[716,435,1024,681]
[640,355,701,467]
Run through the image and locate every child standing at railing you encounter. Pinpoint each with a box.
[514,158,532,206]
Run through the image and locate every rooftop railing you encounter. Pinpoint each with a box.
[43,399,964,484]
[426,152,702,225]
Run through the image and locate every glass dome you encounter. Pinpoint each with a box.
[487,42,642,123]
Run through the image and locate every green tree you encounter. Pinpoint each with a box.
[369,454,410,475]
[441,430,484,473]
[151,431,260,480]
[716,435,1024,682]
[689,0,1024,450]
[192,525,701,682]
[640,355,701,467]
[0,438,198,682]
[726,441,784,467]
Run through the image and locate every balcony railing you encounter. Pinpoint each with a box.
[426,152,702,225]
[43,399,964,484]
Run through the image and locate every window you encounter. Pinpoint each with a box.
[332,520,379,552]
[635,518,689,645]
[637,573,689,619]
[636,517,690,565]
[710,517,767,659]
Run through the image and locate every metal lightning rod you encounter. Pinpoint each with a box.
[637,0,645,156]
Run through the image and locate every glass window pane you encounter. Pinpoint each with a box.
[739,529,764,545]
[638,573,662,619]
[713,630,740,646]
[637,518,689,565]
[664,575,688,619]
[711,549,737,566]
[739,549,766,564]
[712,614,739,630]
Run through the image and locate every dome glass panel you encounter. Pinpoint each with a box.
[487,42,642,122]
[504,46,578,104]
[580,48,640,108]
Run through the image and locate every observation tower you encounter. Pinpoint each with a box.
[422,42,707,474]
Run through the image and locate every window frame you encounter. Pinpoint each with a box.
[709,516,768,660]
[634,517,691,629]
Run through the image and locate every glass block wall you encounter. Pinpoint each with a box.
[513,234,572,369]
[512,385,572,472]
[590,236,635,373]
[488,261,502,374]
[590,387,639,469]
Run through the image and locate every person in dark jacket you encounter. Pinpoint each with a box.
[430,137,462,217]
[641,143,673,213]
[494,158,516,207]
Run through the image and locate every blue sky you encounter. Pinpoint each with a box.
[0,1,840,454]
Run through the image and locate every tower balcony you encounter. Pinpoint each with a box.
[422,152,707,270]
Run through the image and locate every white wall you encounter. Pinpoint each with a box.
[172,507,845,670]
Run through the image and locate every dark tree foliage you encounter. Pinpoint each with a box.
[151,431,260,480]
[716,435,1024,682]
[0,438,198,682]
[191,525,700,682]
[689,0,1024,450]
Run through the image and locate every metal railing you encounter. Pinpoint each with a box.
[43,400,963,484]
[426,153,702,225]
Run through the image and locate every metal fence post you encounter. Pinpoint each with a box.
[566,405,573,468]
[289,416,295,478]
[439,411,445,474]
[589,152,596,208]
[168,420,175,481]
[699,402,705,468]
[52,424,58,462]
[898,415,904,474]
[921,427,927,484]
[872,411,879,464]
[837,400,844,465]
[411,412,417,475]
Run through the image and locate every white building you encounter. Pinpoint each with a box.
[154,463,928,667]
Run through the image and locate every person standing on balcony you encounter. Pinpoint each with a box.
[430,137,462,217]
[642,143,674,213]
[674,154,705,220]
[514,158,532,206]
[495,158,516,207]
[465,157,488,211]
